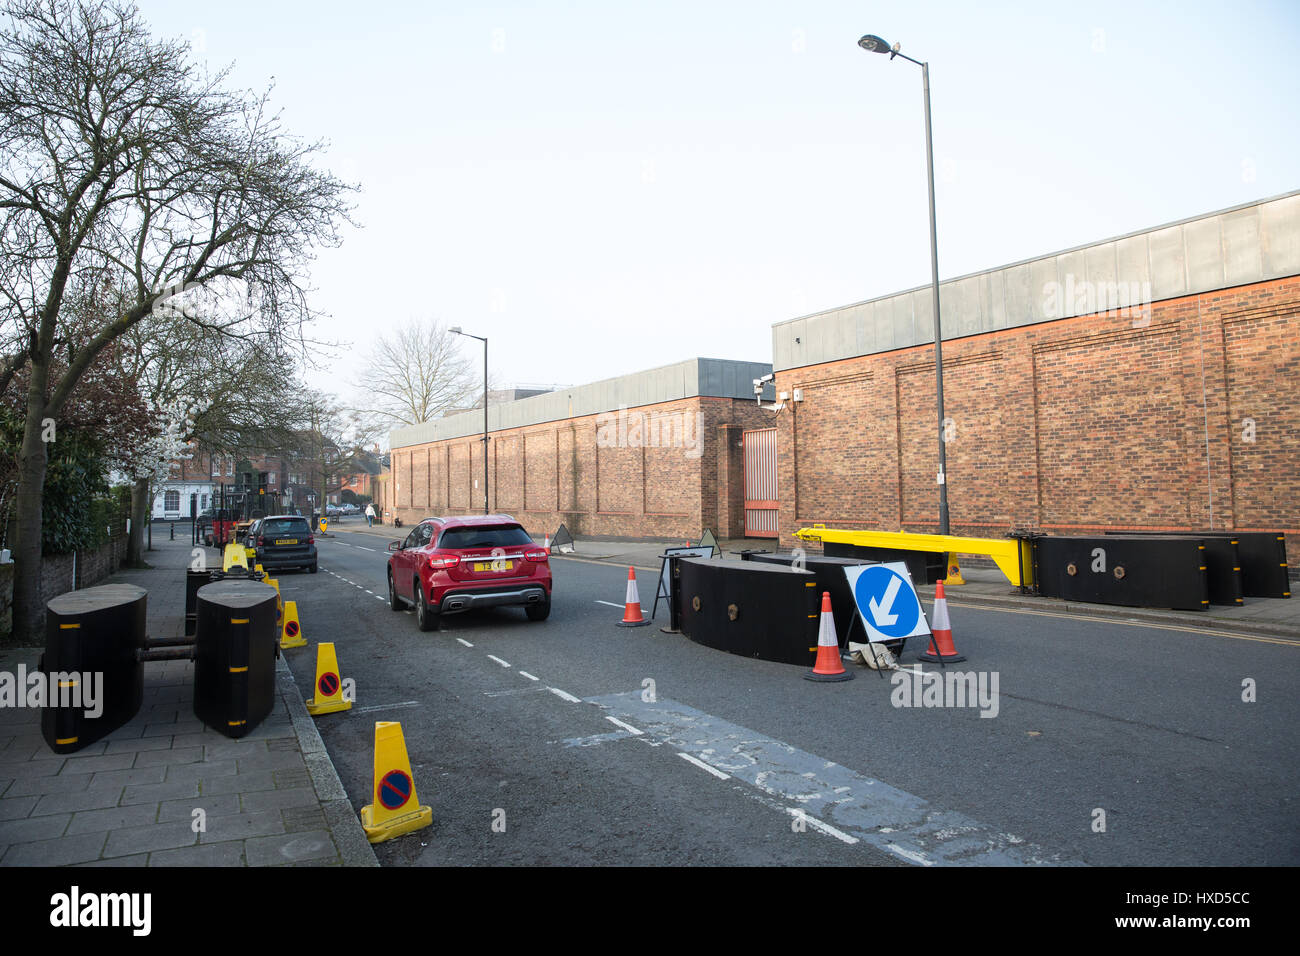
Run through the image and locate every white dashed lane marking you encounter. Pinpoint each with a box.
[486,655,511,668]
[605,716,643,736]
[456,638,474,648]
[677,751,729,780]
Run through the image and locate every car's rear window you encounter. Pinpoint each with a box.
[438,525,532,549]
[262,518,310,536]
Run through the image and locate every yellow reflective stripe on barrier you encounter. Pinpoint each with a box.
[56,737,79,745]
[58,680,78,688]
[229,666,248,673]
[228,720,246,727]
[59,623,80,629]
[792,527,1035,588]
[231,618,249,624]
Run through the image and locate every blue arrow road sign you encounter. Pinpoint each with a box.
[843,562,932,642]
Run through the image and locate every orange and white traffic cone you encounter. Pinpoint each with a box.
[616,567,652,627]
[918,581,966,663]
[543,533,551,554]
[805,591,854,682]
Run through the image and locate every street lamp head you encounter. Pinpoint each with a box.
[449,326,462,334]
[858,34,890,53]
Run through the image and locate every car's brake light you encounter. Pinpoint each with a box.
[524,548,548,564]
[307,535,314,545]
[257,536,264,547]
[425,552,460,569]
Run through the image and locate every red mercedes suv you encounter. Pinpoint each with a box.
[386,515,552,631]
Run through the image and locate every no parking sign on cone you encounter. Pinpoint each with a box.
[360,721,432,844]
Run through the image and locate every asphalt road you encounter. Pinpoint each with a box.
[278,528,1299,867]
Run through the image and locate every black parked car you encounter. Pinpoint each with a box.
[252,515,318,573]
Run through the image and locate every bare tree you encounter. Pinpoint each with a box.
[0,0,354,637]
[355,318,481,430]
[111,310,323,565]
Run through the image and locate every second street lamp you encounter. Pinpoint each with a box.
[858,32,951,536]
[450,326,489,515]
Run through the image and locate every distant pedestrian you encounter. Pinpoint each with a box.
[365,503,375,527]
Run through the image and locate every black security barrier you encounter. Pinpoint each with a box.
[1034,536,1210,611]
[185,569,216,637]
[822,541,946,584]
[738,550,905,654]
[1104,530,1289,600]
[193,579,280,738]
[1103,531,1243,606]
[677,557,821,665]
[1231,533,1291,598]
[40,584,147,754]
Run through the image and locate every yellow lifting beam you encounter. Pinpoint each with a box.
[792,525,1034,589]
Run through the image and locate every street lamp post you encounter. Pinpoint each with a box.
[858,33,950,536]
[450,327,489,514]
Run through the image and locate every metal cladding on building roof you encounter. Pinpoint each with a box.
[389,357,772,450]
[772,190,1300,372]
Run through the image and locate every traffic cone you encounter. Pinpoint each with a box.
[943,554,966,586]
[543,533,550,554]
[359,721,433,844]
[306,642,352,716]
[804,591,854,682]
[280,599,307,649]
[918,581,966,662]
[616,567,652,627]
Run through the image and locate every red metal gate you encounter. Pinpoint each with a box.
[742,427,778,538]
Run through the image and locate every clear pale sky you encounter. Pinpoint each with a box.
[133,0,1300,412]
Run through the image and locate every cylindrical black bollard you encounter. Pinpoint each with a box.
[193,579,279,738]
[41,584,147,754]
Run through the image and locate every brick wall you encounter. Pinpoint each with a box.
[774,276,1300,565]
[388,397,772,540]
[0,537,128,640]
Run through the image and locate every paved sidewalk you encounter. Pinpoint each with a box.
[0,536,377,867]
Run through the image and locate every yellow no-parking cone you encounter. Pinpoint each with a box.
[359,722,432,844]
[305,642,351,716]
[280,600,307,648]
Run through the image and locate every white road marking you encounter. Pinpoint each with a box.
[548,688,581,703]
[594,600,623,608]
[605,716,643,736]
[787,807,860,845]
[885,843,935,866]
[486,655,511,668]
[593,692,1070,866]
[518,671,540,682]
[335,542,351,547]
[677,752,730,780]
[356,546,378,552]
[456,638,474,647]
[352,701,420,714]
[375,595,385,601]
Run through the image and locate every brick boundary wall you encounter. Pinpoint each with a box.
[772,276,1300,569]
[0,536,129,640]
[388,397,774,541]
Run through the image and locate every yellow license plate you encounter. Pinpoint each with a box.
[473,560,513,572]
[275,538,298,545]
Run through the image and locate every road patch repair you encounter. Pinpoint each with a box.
[587,691,1078,866]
